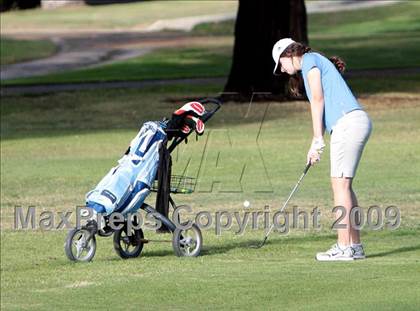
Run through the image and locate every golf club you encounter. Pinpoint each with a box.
[250,162,311,249]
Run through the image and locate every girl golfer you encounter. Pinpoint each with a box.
[272,38,372,261]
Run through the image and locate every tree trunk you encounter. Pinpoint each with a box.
[223,0,307,102]
[17,0,41,9]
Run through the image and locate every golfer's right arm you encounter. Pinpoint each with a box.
[306,68,326,164]
[307,68,325,138]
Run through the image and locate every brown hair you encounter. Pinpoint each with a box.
[278,42,346,98]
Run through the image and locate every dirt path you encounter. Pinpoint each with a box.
[2,67,419,96]
[0,32,230,80]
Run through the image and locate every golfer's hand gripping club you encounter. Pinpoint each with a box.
[307,137,325,165]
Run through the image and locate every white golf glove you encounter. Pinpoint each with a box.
[307,137,325,165]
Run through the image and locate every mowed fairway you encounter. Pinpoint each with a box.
[1,1,420,309]
[1,86,420,310]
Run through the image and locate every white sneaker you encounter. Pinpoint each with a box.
[316,244,354,261]
[352,244,366,259]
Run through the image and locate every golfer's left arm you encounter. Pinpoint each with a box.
[307,68,325,138]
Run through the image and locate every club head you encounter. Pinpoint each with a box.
[250,236,268,249]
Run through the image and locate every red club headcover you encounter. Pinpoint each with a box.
[166,101,206,139]
[173,101,205,118]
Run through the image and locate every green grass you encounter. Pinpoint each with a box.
[308,2,420,36]
[1,86,420,310]
[2,87,419,207]
[192,2,420,37]
[310,32,420,70]
[0,37,56,65]
[2,2,420,308]
[1,229,419,310]
[347,75,420,94]
[193,19,235,36]
[0,1,237,32]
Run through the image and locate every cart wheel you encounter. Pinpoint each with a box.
[113,225,144,259]
[65,228,96,262]
[172,223,202,257]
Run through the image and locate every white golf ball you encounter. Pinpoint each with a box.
[243,200,251,208]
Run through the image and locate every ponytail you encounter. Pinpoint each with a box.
[328,56,346,73]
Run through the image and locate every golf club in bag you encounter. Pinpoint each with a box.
[251,163,311,249]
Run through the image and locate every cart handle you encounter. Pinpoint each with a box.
[200,97,222,123]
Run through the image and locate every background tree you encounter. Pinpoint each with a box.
[223,0,308,102]
[0,0,40,11]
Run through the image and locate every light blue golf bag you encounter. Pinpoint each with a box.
[86,121,167,216]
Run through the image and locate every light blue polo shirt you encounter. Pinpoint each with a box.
[301,52,362,133]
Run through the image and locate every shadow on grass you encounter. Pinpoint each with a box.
[81,230,420,261]
[0,94,308,142]
[201,233,337,257]
[135,235,420,259]
[102,233,337,260]
[106,248,175,260]
[368,245,420,258]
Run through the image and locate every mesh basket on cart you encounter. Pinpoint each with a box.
[151,175,196,194]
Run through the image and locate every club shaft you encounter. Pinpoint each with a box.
[263,165,310,239]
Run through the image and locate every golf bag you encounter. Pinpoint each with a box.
[86,121,167,216]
